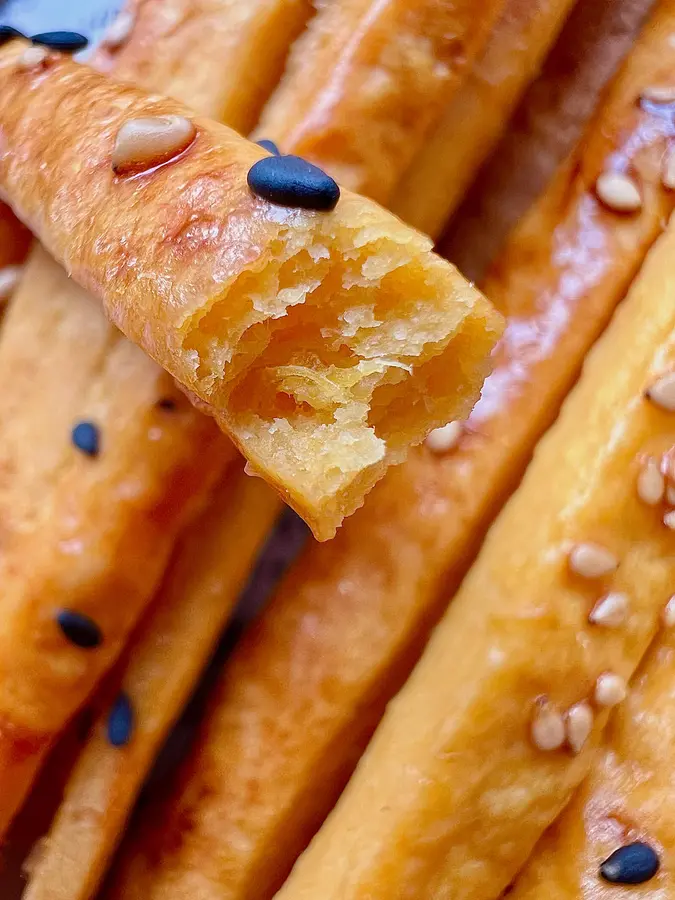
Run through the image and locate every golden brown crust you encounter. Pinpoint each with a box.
[0,46,500,538]
[255,0,507,202]
[0,0,310,841]
[94,0,315,133]
[510,632,675,899]
[22,467,280,900]
[443,0,658,279]
[391,0,578,238]
[103,4,675,895]
[508,509,675,893]
[270,166,675,900]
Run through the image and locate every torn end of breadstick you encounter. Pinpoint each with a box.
[0,46,502,539]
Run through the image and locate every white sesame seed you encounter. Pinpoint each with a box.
[637,457,665,505]
[531,700,565,751]
[112,115,196,175]
[569,543,619,579]
[425,421,462,454]
[663,510,675,530]
[642,85,675,103]
[663,595,675,627]
[594,673,627,708]
[102,9,136,48]
[565,701,594,754]
[646,372,675,411]
[663,149,675,191]
[18,46,49,69]
[0,265,23,301]
[596,172,642,213]
[589,592,629,628]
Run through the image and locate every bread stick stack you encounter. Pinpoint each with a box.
[3,0,675,899]
[0,0,318,851]
[0,0,501,894]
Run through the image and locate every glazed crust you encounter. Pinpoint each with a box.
[22,467,280,900]
[94,0,315,134]
[390,0,577,238]
[0,45,500,539]
[271,150,675,900]
[254,0,507,202]
[99,4,675,897]
[511,628,675,900]
[0,0,310,841]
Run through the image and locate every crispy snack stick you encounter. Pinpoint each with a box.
[444,0,658,280]
[508,515,675,893]
[0,337,228,838]
[254,0,507,202]
[103,4,675,897]
[271,143,675,900]
[0,46,500,539]
[510,631,675,899]
[95,0,314,135]
[23,465,279,900]
[390,0,578,238]
[0,0,310,839]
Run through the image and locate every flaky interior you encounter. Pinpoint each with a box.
[181,218,494,537]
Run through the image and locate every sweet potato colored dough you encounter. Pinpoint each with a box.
[101,5,675,898]
[95,0,314,136]
[272,169,675,900]
[23,466,278,900]
[254,0,506,203]
[511,611,675,899]
[0,44,499,540]
[443,0,658,281]
[391,0,578,238]
[4,0,314,303]
[0,0,313,841]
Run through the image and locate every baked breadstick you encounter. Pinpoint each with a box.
[390,0,578,238]
[23,466,279,900]
[0,45,500,539]
[510,626,675,899]
[0,0,313,840]
[104,2,675,900]
[102,4,675,898]
[508,483,675,897]
[95,0,314,135]
[254,0,506,202]
[444,0,658,280]
[3,0,312,311]
[271,148,675,900]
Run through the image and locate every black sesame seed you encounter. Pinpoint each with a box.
[56,610,103,649]
[256,139,281,156]
[600,842,660,885]
[157,397,177,411]
[31,31,89,53]
[107,692,134,747]
[72,421,100,457]
[0,25,24,47]
[247,155,340,211]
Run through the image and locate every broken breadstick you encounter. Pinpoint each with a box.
[0,43,501,539]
